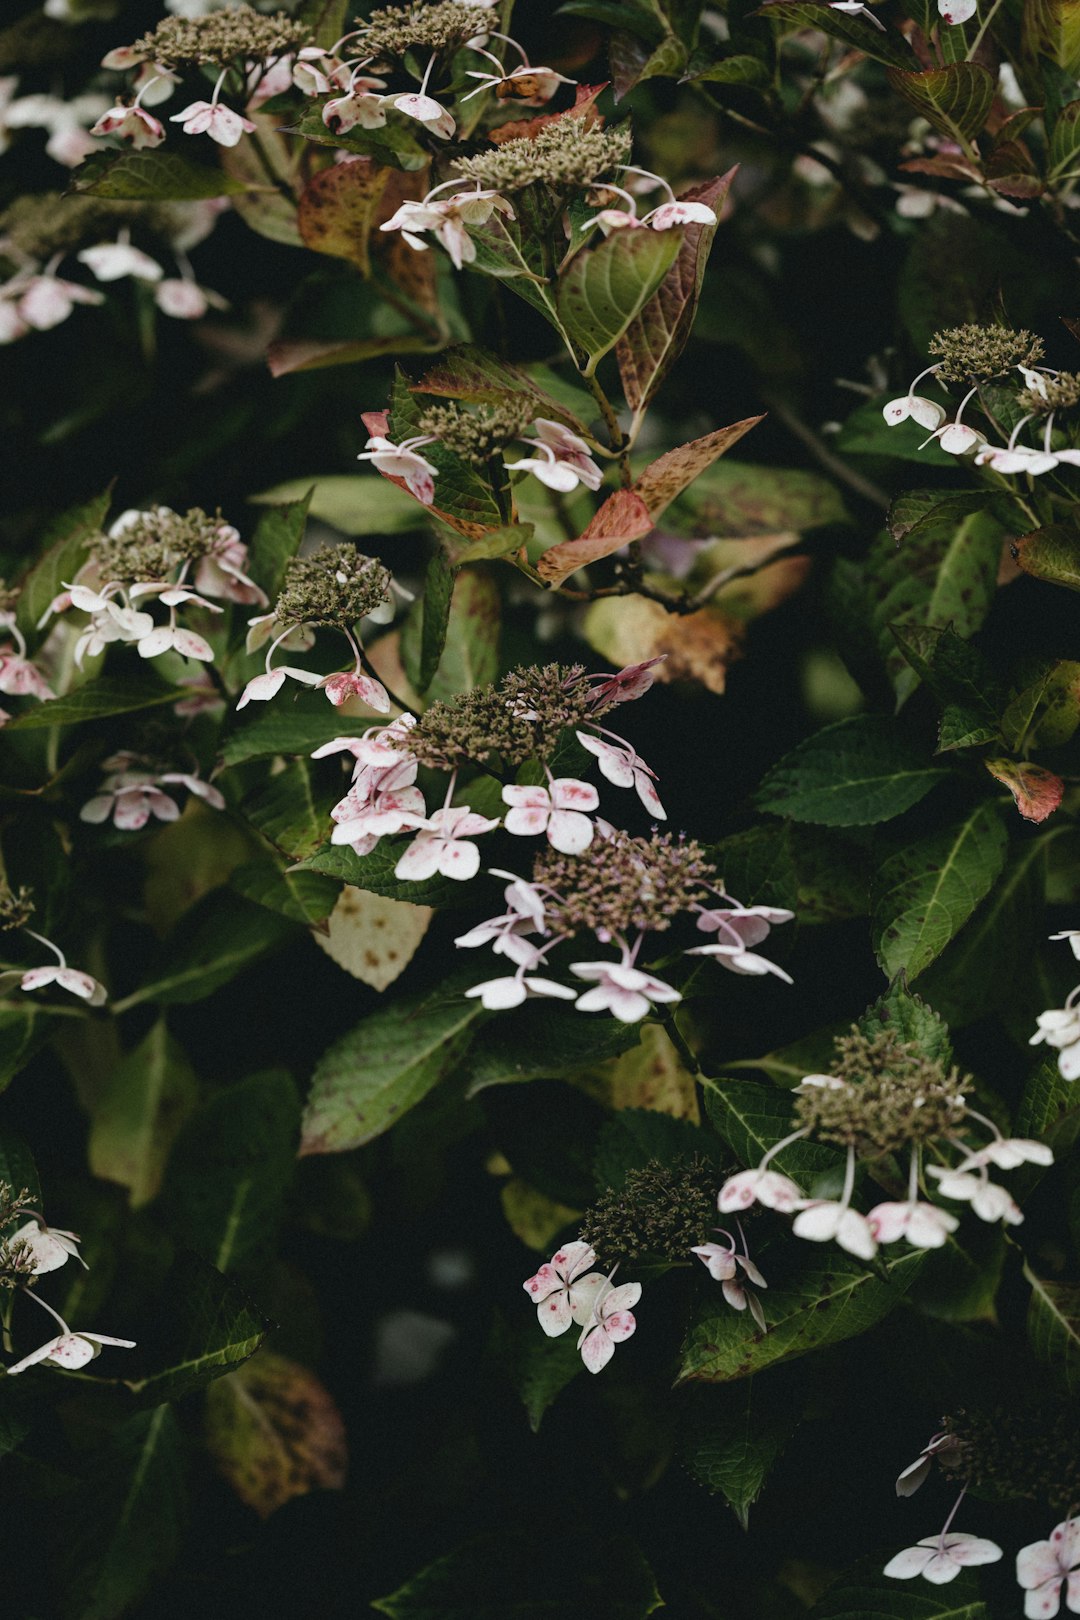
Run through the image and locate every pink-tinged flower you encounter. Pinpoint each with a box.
[312,716,418,768]
[954,1137,1053,1172]
[73,601,155,666]
[394,806,500,882]
[380,188,514,270]
[934,422,986,456]
[322,87,387,132]
[0,299,29,344]
[137,623,214,661]
[691,1236,768,1331]
[924,1166,1023,1224]
[80,772,180,831]
[792,1200,877,1261]
[465,973,575,1010]
[895,1433,963,1497]
[646,199,717,228]
[1030,1002,1080,1081]
[77,240,163,283]
[686,937,793,982]
[884,1532,1002,1585]
[18,963,107,1007]
[245,612,315,656]
[938,0,976,22]
[170,100,255,147]
[154,277,227,320]
[882,394,946,431]
[17,276,104,331]
[866,1200,958,1249]
[1016,1521,1080,1619]
[158,772,225,811]
[575,731,665,817]
[90,102,164,147]
[588,657,665,708]
[570,960,680,1023]
[583,207,643,237]
[356,434,438,505]
[502,778,598,854]
[10,1217,86,1274]
[505,419,604,493]
[321,670,390,712]
[523,1241,605,1337]
[173,675,224,718]
[387,90,455,139]
[236,666,325,709]
[100,45,149,69]
[7,1328,136,1375]
[192,527,264,606]
[577,1275,641,1373]
[717,1167,802,1214]
[330,762,427,851]
[0,650,55,701]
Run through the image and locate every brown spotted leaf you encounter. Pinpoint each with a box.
[584,594,744,694]
[984,759,1064,824]
[535,489,654,586]
[205,1350,348,1518]
[412,344,590,434]
[632,416,765,523]
[297,157,390,274]
[489,83,608,145]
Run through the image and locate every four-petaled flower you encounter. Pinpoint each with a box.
[502,777,599,853]
[7,1328,136,1376]
[17,962,107,1007]
[90,102,164,147]
[884,1532,1003,1585]
[394,806,500,882]
[465,972,576,1010]
[882,394,946,431]
[717,1168,802,1214]
[577,1274,642,1373]
[356,433,439,505]
[386,91,455,140]
[10,1217,87,1274]
[866,1200,958,1249]
[504,419,604,493]
[690,1238,768,1330]
[380,189,514,270]
[570,960,680,1023]
[1016,1521,1080,1619]
[522,1241,605,1337]
[170,100,256,147]
[925,1166,1023,1225]
[575,732,665,817]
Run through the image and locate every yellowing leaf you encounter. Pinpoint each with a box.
[205,1350,348,1518]
[297,156,390,274]
[313,885,433,991]
[536,490,654,587]
[576,1024,701,1122]
[500,1178,581,1251]
[584,594,743,695]
[633,417,764,523]
[984,759,1064,824]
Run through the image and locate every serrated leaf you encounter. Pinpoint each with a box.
[760,0,913,64]
[685,52,772,85]
[557,226,682,374]
[703,1077,840,1184]
[300,982,481,1154]
[680,1245,924,1380]
[222,695,363,765]
[15,488,110,649]
[1015,520,1080,592]
[266,330,442,377]
[593,1107,714,1190]
[466,1006,643,1094]
[246,492,311,601]
[678,1380,801,1525]
[909,1218,1005,1324]
[242,759,329,861]
[871,802,1008,980]
[69,148,246,199]
[205,1350,347,1518]
[297,839,473,906]
[535,489,654,586]
[858,978,953,1064]
[372,1532,664,1618]
[230,859,339,925]
[297,156,389,273]
[1025,1263,1080,1395]
[413,344,590,435]
[811,1566,990,1620]
[5,674,188,730]
[1001,660,1080,751]
[756,715,949,826]
[492,1311,583,1432]
[633,417,764,522]
[123,1253,268,1405]
[984,758,1064,823]
[1015,1056,1080,1163]
[886,63,995,142]
[87,1021,199,1209]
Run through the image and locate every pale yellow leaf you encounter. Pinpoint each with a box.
[500,1177,581,1251]
[575,1024,700,1122]
[205,1350,347,1518]
[313,885,432,991]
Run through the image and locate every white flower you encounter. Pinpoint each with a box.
[925,1165,1023,1224]
[192,526,263,605]
[505,419,604,493]
[690,1238,768,1330]
[78,240,164,283]
[686,929,793,981]
[236,666,325,709]
[575,732,665,817]
[387,91,455,139]
[320,670,390,711]
[17,276,104,331]
[394,806,500,882]
[1016,1521,1080,1619]
[895,1433,962,1497]
[380,188,514,270]
[356,434,438,505]
[828,0,886,25]
[646,199,717,227]
[935,422,986,455]
[884,1532,1003,1584]
[954,1138,1053,1172]
[882,394,946,431]
[0,649,55,700]
[577,1275,641,1373]
[866,1200,958,1249]
[10,1218,87,1273]
[170,100,256,147]
[17,963,107,1007]
[90,102,165,147]
[322,87,387,132]
[7,1328,136,1375]
[522,1241,605,1337]
[154,277,227,319]
[80,772,180,831]
[938,0,976,22]
[1031,1002,1080,1081]
[502,778,598,854]
[792,1200,877,1260]
[465,973,576,1010]
[717,1168,802,1214]
[137,622,214,661]
[1050,929,1080,960]
[570,960,680,1023]
[974,443,1060,476]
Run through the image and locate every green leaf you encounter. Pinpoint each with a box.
[702,1077,840,1184]
[159,1071,300,1273]
[284,102,429,169]
[919,839,1048,1025]
[230,859,339,925]
[60,1406,187,1620]
[686,51,772,84]
[664,458,848,538]
[615,171,733,416]
[886,63,995,142]
[1023,0,1080,74]
[413,344,591,436]
[1025,1263,1080,1395]
[401,567,501,704]
[124,1253,268,1405]
[250,476,429,536]
[115,893,296,1010]
[870,802,1009,980]
[678,1379,802,1526]
[811,1566,990,1620]
[0,1125,41,1214]
[1001,660,1080,751]
[890,624,1001,751]
[711,823,799,910]
[1049,98,1080,175]
[857,979,953,1067]
[297,839,474,907]
[386,371,506,539]
[300,981,482,1154]
[4,674,188,730]
[594,1108,715,1190]
[69,148,246,199]
[222,695,365,765]
[247,492,311,601]
[725,1024,848,1088]
[492,1311,583,1433]
[762,1,914,68]
[15,488,110,649]
[242,759,329,861]
[755,716,949,827]
[87,1021,199,1209]
[297,156,389,273]
[466,1004,643,1094]
[372,1532,664,1618]
[452,524,534,566]
[556,226,682,375]
[411,548,456,694]
[0,1005,56,1095]
[680,1246,924,1380]
[1015,520,1080,592]
[1015,1056,1080,1163]
[909,1219,1005,1324]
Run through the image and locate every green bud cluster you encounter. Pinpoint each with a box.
[579,1155,723,1262]
[792,1029,968,1155]
[535,832,716,938]
[0,883,34,933]
[274,544,391,630]
[453,117,633,194]
[0,1182,35,1287]
[928,324,1044,383]
[94,508,222,582]
[411,663,612,769]
[1017,371,1080,415]
[415,401,535,465]
[941,1402,1080,1512]
[352,1,490,59]
[132,6,309,69]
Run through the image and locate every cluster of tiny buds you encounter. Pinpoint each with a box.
[453,118,634,194]
[274,545,392,631]
[92,506,223,581]
[130,7,310,70]
[0,882,34,933]
[414,400,537,465]
[928,324,1044,383]
[792,1029,968,1155]
[409,663,617,770]
[533,831,716,939]
[578,1155,726,1262]
[350,1,496,60]
[1017,371,1080,415]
